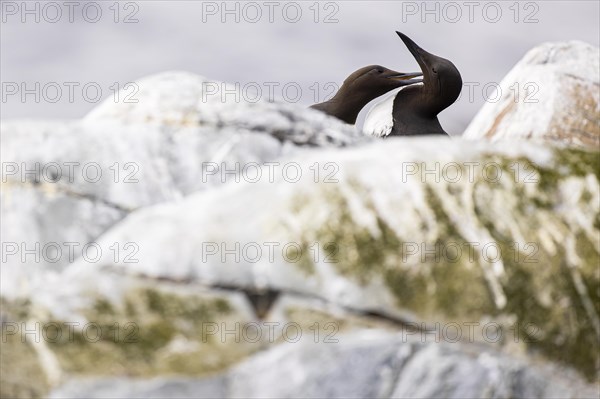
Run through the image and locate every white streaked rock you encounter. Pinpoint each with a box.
[463,41,600,147]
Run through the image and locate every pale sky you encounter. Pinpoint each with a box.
[1,0,599,134]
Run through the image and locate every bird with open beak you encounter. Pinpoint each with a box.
[310,65,422,124]
[365,32,463,137]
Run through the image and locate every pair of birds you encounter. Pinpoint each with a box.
[311,32,462,136]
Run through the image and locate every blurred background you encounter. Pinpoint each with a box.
[1,0,599,134]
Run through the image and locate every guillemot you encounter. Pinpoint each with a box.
[310,65,422,124]
[364,32,462,137]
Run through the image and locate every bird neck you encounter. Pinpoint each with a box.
[391,90,447,135]
[388,85,450,136]
[391,112,447,136]
[311,86,373,125]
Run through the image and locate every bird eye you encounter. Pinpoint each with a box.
[432,67,438,74]
[376,68,383,73]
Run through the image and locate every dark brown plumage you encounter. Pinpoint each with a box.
[310,65,422,124]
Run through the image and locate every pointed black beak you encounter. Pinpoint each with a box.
[396,31,435,74]
[385,70,423,86]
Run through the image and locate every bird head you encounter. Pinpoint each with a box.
[396,31,462,112]
[343,64,422,102]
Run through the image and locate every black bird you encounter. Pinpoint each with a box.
[364,32,462,136]
[310,65,422,124]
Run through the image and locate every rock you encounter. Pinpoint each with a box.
[388,340,596,399]
[2,280,260,397]
[45,332,598,398]
[229,332,597,399]
[0,119,285,291]
[84,71,365,147]
[2,67,599,398]
[48,376,227,398]
[227,330,406,399]
[9,135,597,393]
[58,137,598,381]
[1,72,365,299]
[463,41,600,148]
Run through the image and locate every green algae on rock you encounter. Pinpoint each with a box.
[281,145,599,380]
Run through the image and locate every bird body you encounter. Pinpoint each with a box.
[364,32,462,137]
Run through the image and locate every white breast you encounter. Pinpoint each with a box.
[362,90,396,137]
